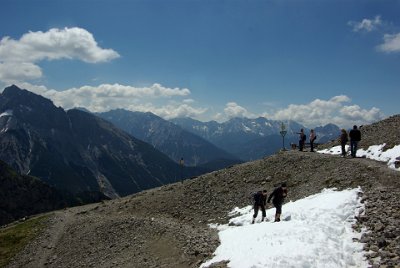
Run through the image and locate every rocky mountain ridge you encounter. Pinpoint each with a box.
[0,85,202,199]
[171,117,340,160]
[5,114,400,268]
[97,109,241,168]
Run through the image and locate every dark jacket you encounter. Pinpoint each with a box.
[267,187,287,205]
[253,191,267,206]
[340,133,348,144]
[349,129,361,141]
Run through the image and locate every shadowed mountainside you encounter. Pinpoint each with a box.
[0,160,111,226]
[0,85,203,199]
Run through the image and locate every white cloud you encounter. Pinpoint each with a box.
[223,102,255,119]
[263,95,384,128]
[0,27,120,83]
[348,16,382,32]
[148,103,208,119]
[339,105,383,123]
[13,82,205,120]
[0,62,42,81]
[183,98,195,104]
[377,33,400,53]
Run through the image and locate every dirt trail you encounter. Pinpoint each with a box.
[6,205,95,268]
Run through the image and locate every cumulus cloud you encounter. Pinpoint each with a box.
[348,16,382,32]
[224,102,255,119]
[377,33,400,53]
[14,82,205,119]
[0,62,42,81]
[0,27,120,83]
[263,95,384,128]
[148,103,208,119]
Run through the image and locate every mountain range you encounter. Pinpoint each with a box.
[0,85,341,224]
[98,109,341,163]
[97,109,241,168]
[0,85,201,200]
[171,117,340,160]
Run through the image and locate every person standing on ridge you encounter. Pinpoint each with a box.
[297,129,306,151]
[267,183,288,222]
[340,129,348,157]
[309,129,316,152]
[252,190,268,224]
[349,125,361,158]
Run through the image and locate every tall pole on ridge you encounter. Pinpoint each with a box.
[279,122,287,151]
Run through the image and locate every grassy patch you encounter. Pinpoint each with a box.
[0,215,48,268]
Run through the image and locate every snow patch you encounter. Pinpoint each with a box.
[0,109,13,117]
[242,124,252,132]
[318,144,400,171]
[201,188,367,268]
[318,145,350,155]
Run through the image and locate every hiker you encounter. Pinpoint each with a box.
[309,129,316,152]
[349,125,361,158]
[252,190,268,224]
[267,183,288,222]
[297,129,306,151]
[340,129,348,157]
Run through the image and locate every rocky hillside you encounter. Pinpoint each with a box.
[320,114,400,150]
[5,115,400,268]
[358,114,400,149]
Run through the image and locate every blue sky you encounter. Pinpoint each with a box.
[0,0,399,127]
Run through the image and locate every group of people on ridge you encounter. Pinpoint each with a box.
[340,125,362,157]
[297,129,317,152]
[252,182,288,224]
[297,125,361,157]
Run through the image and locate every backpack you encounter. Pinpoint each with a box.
[302,134,307,141]
[253,191,264,204]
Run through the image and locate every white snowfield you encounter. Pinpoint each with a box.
[317,144,400,171]
[202,188,368,268]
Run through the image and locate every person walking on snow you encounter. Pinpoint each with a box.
[252,190,268,224]
[267,183,288,222]
[349,125,361,158]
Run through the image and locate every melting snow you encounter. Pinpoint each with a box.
[201,188,367,268]
[318,144,400,171]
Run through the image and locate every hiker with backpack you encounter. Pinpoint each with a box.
[251,190,268,224]
[267,182,288,222]
[297,129,306,151]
